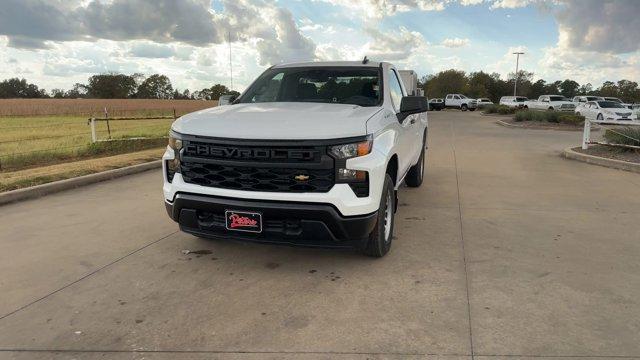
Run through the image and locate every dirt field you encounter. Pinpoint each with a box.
[0,98,217,117]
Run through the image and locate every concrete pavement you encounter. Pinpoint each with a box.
[1,111,639,359]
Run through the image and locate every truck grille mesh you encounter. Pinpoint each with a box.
[180,162,334,193]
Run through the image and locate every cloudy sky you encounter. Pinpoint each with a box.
[0,0,638,92]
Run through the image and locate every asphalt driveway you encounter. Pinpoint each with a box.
[1,111,639,359]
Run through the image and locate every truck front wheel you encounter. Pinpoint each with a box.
[362,174,395,257]
[461,104,468,111]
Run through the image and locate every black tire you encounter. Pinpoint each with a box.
[461,104,468,111]
[405,133,425,188]
[523,105,528,109]
[469,108,476,112]
[362,174,395,257]
[436,108,442,111]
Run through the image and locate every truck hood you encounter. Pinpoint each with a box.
[172,103,382,140]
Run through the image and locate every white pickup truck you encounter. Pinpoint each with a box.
[163,60,429,257]
[524,95,576,112]
[444,94,477,111]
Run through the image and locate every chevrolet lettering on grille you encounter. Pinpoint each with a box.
[185,144,318,161]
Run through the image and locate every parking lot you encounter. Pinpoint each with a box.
[1,111,640,359]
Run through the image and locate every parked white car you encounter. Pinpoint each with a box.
[572,95,604,103]
[576,100,636,122]
[444,94,477,111]
[631,104,640,118]
[524,95,576,112]
[603,97,633,109]
[499,96,528,108]
[476,98,493,107]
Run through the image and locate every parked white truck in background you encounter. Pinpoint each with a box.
[163,60,429,257]
[524,95,576,112]
[444,94,477,111]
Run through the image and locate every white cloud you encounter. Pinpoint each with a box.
[555,0,640,54]
[441,38,470,48]
[128,42,176,58]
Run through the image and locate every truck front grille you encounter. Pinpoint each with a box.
[180,162,334,192]
[178,137,336,193]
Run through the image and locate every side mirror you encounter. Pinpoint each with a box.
[399,96,428,121]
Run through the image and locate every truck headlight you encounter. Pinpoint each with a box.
[329,138,372,159]
[168,131,183,152]
[330,137,371,197]
[166,130,182,182]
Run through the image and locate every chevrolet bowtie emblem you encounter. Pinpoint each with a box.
[294,174,310,181]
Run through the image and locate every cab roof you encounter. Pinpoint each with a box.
[272,61,383,69]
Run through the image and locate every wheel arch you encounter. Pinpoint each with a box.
[386,154,398,186]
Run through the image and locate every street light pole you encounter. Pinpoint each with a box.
[513,51,524,96]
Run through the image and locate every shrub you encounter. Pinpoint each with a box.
[482,104,516,115]
[512,110,583,124]
[603,127,640,147]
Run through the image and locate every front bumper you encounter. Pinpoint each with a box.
[166,193,378,248]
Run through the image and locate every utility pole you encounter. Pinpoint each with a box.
[228,30,233,92]
[513,51,524,96]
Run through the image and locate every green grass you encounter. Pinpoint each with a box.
[0,115,172,171]
[603,127,640,147]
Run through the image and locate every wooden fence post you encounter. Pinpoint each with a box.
[90,117,97,143]
[104,107,111,139]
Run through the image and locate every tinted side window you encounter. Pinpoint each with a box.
[388,69,404,111]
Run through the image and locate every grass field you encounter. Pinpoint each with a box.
[0,99,218,189]
[0,116,173,171]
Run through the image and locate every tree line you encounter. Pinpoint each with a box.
[2,70,639,104]
[0,73,240,101]
[420,69,640,103]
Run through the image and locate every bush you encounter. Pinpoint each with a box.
[482,104,517,115]
[603,127,640,147]
[513,110,584,125]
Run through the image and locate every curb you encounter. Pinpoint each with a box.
[496,119,589,132]
[0,160,162,206]
[562,147,640,174]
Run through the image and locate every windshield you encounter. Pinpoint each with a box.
[586,96,601,101]
[605,97,622,103]
[515,97,527,102]
[598,101,626,108]
[549,96,567,102]
[237,67,381,107]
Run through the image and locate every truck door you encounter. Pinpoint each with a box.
[388,68,417,177]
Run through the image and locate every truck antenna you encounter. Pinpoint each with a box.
[362,56,369,64]
[228,30,233,91]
